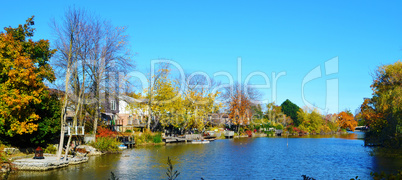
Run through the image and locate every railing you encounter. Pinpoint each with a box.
[64,126,85,136]
[224,131,234,137]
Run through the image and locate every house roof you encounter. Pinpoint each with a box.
[118,95,148,104]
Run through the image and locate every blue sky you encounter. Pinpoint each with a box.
[1,0,401,114]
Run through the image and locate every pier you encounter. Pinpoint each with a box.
[164,134,203,143]
[117,135,135,148]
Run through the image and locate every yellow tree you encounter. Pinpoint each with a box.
[182,76,221,131]
[0,17,56,136]
[146,68,183,130]
[361,61,402,147]
[371,61,402,136]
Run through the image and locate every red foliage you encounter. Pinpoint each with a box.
[246,130,253,137]
[96,126,117,138]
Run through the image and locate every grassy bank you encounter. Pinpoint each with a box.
[89,137,121,153]
[134,131,165,146]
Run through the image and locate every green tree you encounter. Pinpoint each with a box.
[364,61,402,147]
[297,107,325,133]
[0,16,56,139]
[281,99,301,126]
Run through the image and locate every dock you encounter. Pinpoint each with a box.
[164,134,203,143]
[224,131,234,138]
[117,135,135,148]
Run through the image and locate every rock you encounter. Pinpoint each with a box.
[4,148,20,155]
[1,163,11,173]
[76,145,103,156]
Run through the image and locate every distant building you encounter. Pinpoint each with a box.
[102,95,148,132]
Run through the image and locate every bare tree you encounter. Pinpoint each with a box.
[51,7,88,160]
[51,7,133,160]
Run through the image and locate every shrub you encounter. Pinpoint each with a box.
[143,130,153,141]
[153,133,162,143]
[125,129,132,133]
[89,137,120,152]
[135,132,163,145]
[276,124,284,130]
[44,144,57,154]
[134,135,146,145]
[266,131,275,136]
[97,126,117,138]
[246,130,252,137]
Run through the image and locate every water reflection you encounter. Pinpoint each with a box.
[10,134,401,180]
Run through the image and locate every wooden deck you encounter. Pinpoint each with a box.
[164,134,203,143]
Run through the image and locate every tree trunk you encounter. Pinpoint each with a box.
[94,101,98,135]
[93,83,99,135]
[147,103,152,130]
[64,74,85,160]
[56,34,74,161]
[56,103,67,160]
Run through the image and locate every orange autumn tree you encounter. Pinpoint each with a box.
[0,16,56,137]
[224,83,259,133]
[360,98,385,132]
[337,111,357,131]
[229,89,252,126]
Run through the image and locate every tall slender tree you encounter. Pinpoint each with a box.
[52,7,133,150]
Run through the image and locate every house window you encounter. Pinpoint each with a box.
[111,100,116,110]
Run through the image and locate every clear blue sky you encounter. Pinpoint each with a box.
[1,0,401,114]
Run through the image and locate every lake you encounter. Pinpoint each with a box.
[10,132,402,179]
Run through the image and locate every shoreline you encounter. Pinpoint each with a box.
[2,131,353,173]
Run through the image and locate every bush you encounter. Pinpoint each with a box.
[266,131,275,136]
[125,129,132,133]
[135,131,163,145]
[144,131,153,141]
[97,126,117,138]
[153,133,162,143]
[220,133,226,139]
[134,134,146,145]
[246,130,252,137]
[44,144,57,154]
[276,124,284,130]
[89,137,120,152]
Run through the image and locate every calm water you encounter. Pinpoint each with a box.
[11,132,402,180]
